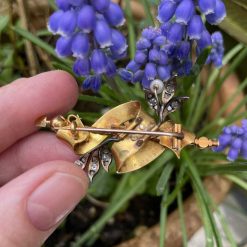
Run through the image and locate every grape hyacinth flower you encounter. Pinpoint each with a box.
[213,120,247,161]
[48,0,127,92]
[119,26,193,88]
[207,31,224,68]
[119,0,226,89]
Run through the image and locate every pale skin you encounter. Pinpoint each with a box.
[0,71,89,247]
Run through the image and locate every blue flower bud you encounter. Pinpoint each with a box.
[55,36,73,57]
[159,51,169,65]
[91,0,110,13]
[149,49,160,63]
[77,5,96,33]
[133,70,144,83]
[58,10,77,36]
[206,0,226,25]
[197,30,212,52]
[73,58,90,76]
[227,148,239,161]
[167,23,185,43]
[175,0,195,25]
[142,75,151,89]
[157,0,177,23]
[188,15,204,40]
[232,138,242,149]
[177,60,192,75]
[94,20,112,48]
[82,75,102,92]
[91,75,102,92]
[111,29,128,55]
[104,3,125,27]
[136,38,152,50]
[71,33,90,58]
[157,65,171,81]
[105,57,116,77]
[142,27,161,40]
[219,133,232,147]
[56,0,70,10]
[176,41,190,60]
[153,35,166,46]
[198,0,216,15]
[145,63,157,80]
[91,49,107,74]
[126,61,141,73]
[48,10,64,34]
[161,22,171,37]
[134,51,147,64]
[118,68,133,81]
[69,0,84,7]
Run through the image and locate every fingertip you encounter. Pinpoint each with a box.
[29,71,79,111]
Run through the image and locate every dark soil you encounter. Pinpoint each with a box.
[45,195,162,247]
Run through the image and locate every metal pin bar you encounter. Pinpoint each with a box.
[54,126,184,139]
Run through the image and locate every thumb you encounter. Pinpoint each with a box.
[0,161,88,247]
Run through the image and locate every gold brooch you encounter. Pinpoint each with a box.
[36,79,218,181]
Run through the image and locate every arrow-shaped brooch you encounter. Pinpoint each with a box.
[36,78,219,181]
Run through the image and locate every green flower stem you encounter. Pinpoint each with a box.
[124,0,136,59]
[159,186,169,247]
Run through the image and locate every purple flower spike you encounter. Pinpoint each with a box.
[91,49,107,74]
[188,15,204,40]
[198,0,216,15]
[176,41,190,60]
[58,10,77,36]
[48,10,63,34]
[55,36,73,57]
[73,58,90,76]
[71,33,90,58]
[206,0,226,25]
[94,20,112,48]
[207,31,224,68]
[77,5,96,33]
[136,38,152,50]
[158,0,177,23]
[104,3,125,27]
[214,120,247,161]
[175,0,195,25]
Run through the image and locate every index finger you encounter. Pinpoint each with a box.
[0,71,79,153]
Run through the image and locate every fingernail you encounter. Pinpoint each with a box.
[27,172,85,231]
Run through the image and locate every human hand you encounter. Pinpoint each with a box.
[0,71,88,247]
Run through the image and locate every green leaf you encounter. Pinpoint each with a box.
[0,15,9,33]
[78,94,116,107]
[183,151,223,247]
[88,169,118,198]
[159,186,169,247]
[220,0,247,45]
[156,163,174,196]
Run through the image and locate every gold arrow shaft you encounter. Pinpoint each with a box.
[54,126,184,139]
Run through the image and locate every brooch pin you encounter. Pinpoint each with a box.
[36,78,218,181]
